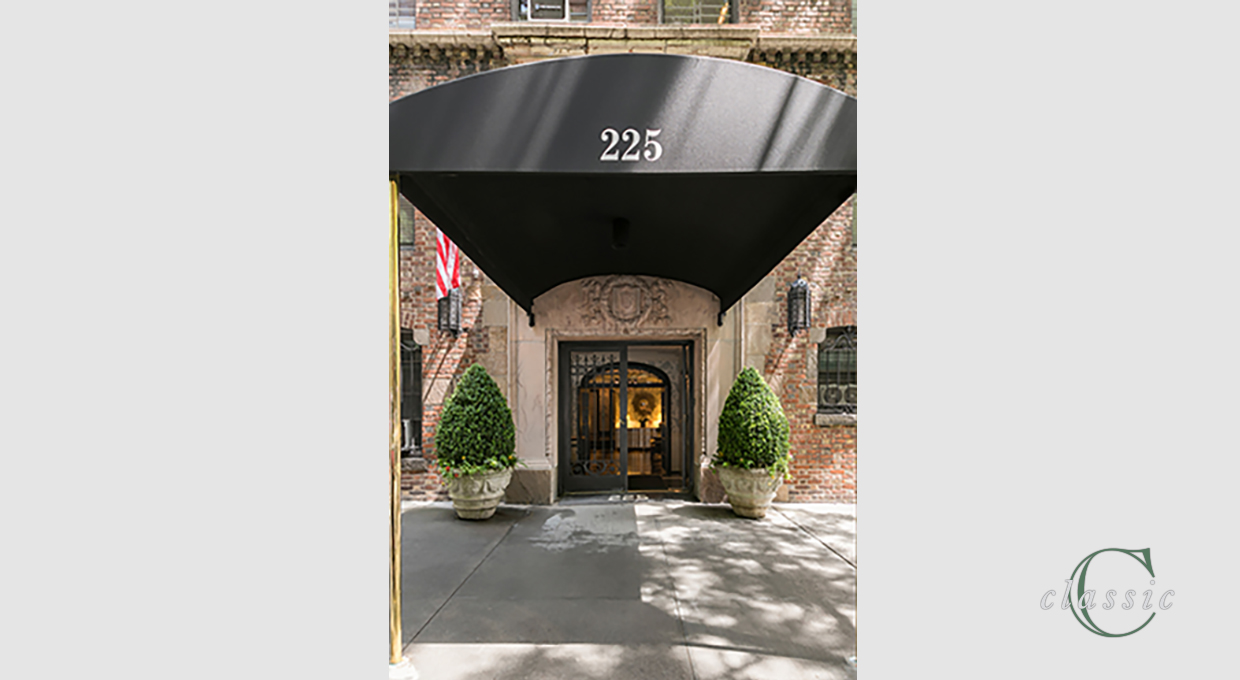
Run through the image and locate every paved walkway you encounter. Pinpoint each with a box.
[398,497,856,680]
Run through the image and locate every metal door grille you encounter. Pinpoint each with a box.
[560,342,691,495]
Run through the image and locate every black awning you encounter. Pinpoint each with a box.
[390,53,856,316]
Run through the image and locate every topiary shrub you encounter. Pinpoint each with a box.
[711,367,791,479]
[433,363,518,478]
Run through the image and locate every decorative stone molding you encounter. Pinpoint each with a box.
[754,35,857,58]
[494,24,758,61]
[814,413,856,427]
[389,28,856,63]
[389,30,494,49]
[580,275,671,329]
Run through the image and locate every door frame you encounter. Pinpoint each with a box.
[557,340,694,496]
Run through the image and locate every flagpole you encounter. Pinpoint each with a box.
[389,178,417,679]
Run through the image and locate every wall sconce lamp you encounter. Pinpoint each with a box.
[437,288,462,336]
[787,275,810,336]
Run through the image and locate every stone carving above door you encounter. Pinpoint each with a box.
[530,274,716,332]
[580,276,671,328]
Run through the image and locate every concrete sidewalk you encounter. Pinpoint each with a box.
[399,497,856,680]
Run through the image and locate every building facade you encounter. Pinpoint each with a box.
[390,1,857,504]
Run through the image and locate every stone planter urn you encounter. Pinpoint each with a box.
[433,364,518,521]
[712,367,792,520]
[716,466,782,519]
[445,467,513,520]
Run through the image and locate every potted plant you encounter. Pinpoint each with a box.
[433,363,519,520]
[710,367,791,519]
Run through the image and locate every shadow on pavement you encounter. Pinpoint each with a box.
[399,500,856,680]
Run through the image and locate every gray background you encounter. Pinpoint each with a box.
[860,1,1239,674]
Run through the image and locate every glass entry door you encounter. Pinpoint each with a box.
[559,342,691,495]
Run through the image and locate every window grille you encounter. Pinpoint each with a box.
[400,330,423,456]
[818,326,856,414]
[663,0,732,24]
[389,0,415,29]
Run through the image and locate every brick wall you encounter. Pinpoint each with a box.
[590,0,659,24]
[745,51,856,502]
[762,200,856,502]
[415,0,512,30]
[740,0,852,35]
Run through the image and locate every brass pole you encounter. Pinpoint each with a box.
[389,178,404,665]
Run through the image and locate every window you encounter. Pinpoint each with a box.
[400,330,423,456]
[515,0,590,21]
[397,194,415,247]
[818,326,856,414]
[389,0,415,28]
[663,0,733,24]
[851,195,857,247]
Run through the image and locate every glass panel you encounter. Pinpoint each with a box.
[628,346,687,482]
[397,195,416,246]
[389,0,416,28]
[399,331,422,453]
[623,367,664,477]
[823,350,856,373]
[568,350,622,479]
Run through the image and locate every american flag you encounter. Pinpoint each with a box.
[436,228,460,299]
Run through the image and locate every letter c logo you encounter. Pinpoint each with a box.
[1070,548,1156,637]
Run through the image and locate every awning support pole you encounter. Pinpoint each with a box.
[389,179,418,679]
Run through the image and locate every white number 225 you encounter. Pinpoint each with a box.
[599,128,662,162]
